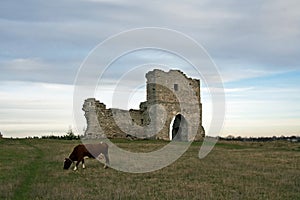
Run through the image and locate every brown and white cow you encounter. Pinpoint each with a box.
[63,142,109,170]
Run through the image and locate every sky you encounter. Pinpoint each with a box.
[0,0,300,138]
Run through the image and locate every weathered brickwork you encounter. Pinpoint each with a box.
[83,69,205,141]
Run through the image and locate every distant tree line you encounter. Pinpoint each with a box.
[218,135,300,142]
[41,134,81,140]
[40,128,82,140]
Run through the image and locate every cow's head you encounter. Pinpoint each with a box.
[63,158,73,170]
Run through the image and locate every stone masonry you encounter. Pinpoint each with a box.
[82,69,205,141]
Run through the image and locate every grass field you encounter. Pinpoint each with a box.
[0,138,299,200]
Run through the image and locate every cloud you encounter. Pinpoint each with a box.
[0,58,77,84]
[1,0,300,137]
[0,81,74,137]
[1,0,299,77]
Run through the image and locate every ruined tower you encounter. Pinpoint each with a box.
[82,69,205,141]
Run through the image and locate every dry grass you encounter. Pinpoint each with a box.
[0,138,299,199]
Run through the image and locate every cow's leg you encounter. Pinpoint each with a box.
[82,158,85,169]
[74,157,83,171]
[73,164,78,171]
[74,161,80,171]
[103,153,110,169]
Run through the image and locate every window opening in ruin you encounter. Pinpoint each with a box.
[174,84,178,91]
[141,119,144,125]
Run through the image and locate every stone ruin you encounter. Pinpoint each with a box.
[82,69,205,141]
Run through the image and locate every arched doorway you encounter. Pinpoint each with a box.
[169,114,188,141]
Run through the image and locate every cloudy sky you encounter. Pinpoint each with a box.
[1,0,299,138]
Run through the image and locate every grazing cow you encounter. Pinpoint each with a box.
[63,142,109,170]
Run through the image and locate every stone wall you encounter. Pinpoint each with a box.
[82,69,205,141]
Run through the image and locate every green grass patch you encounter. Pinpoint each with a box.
[216,142,248,149]
[0,138,299,199]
